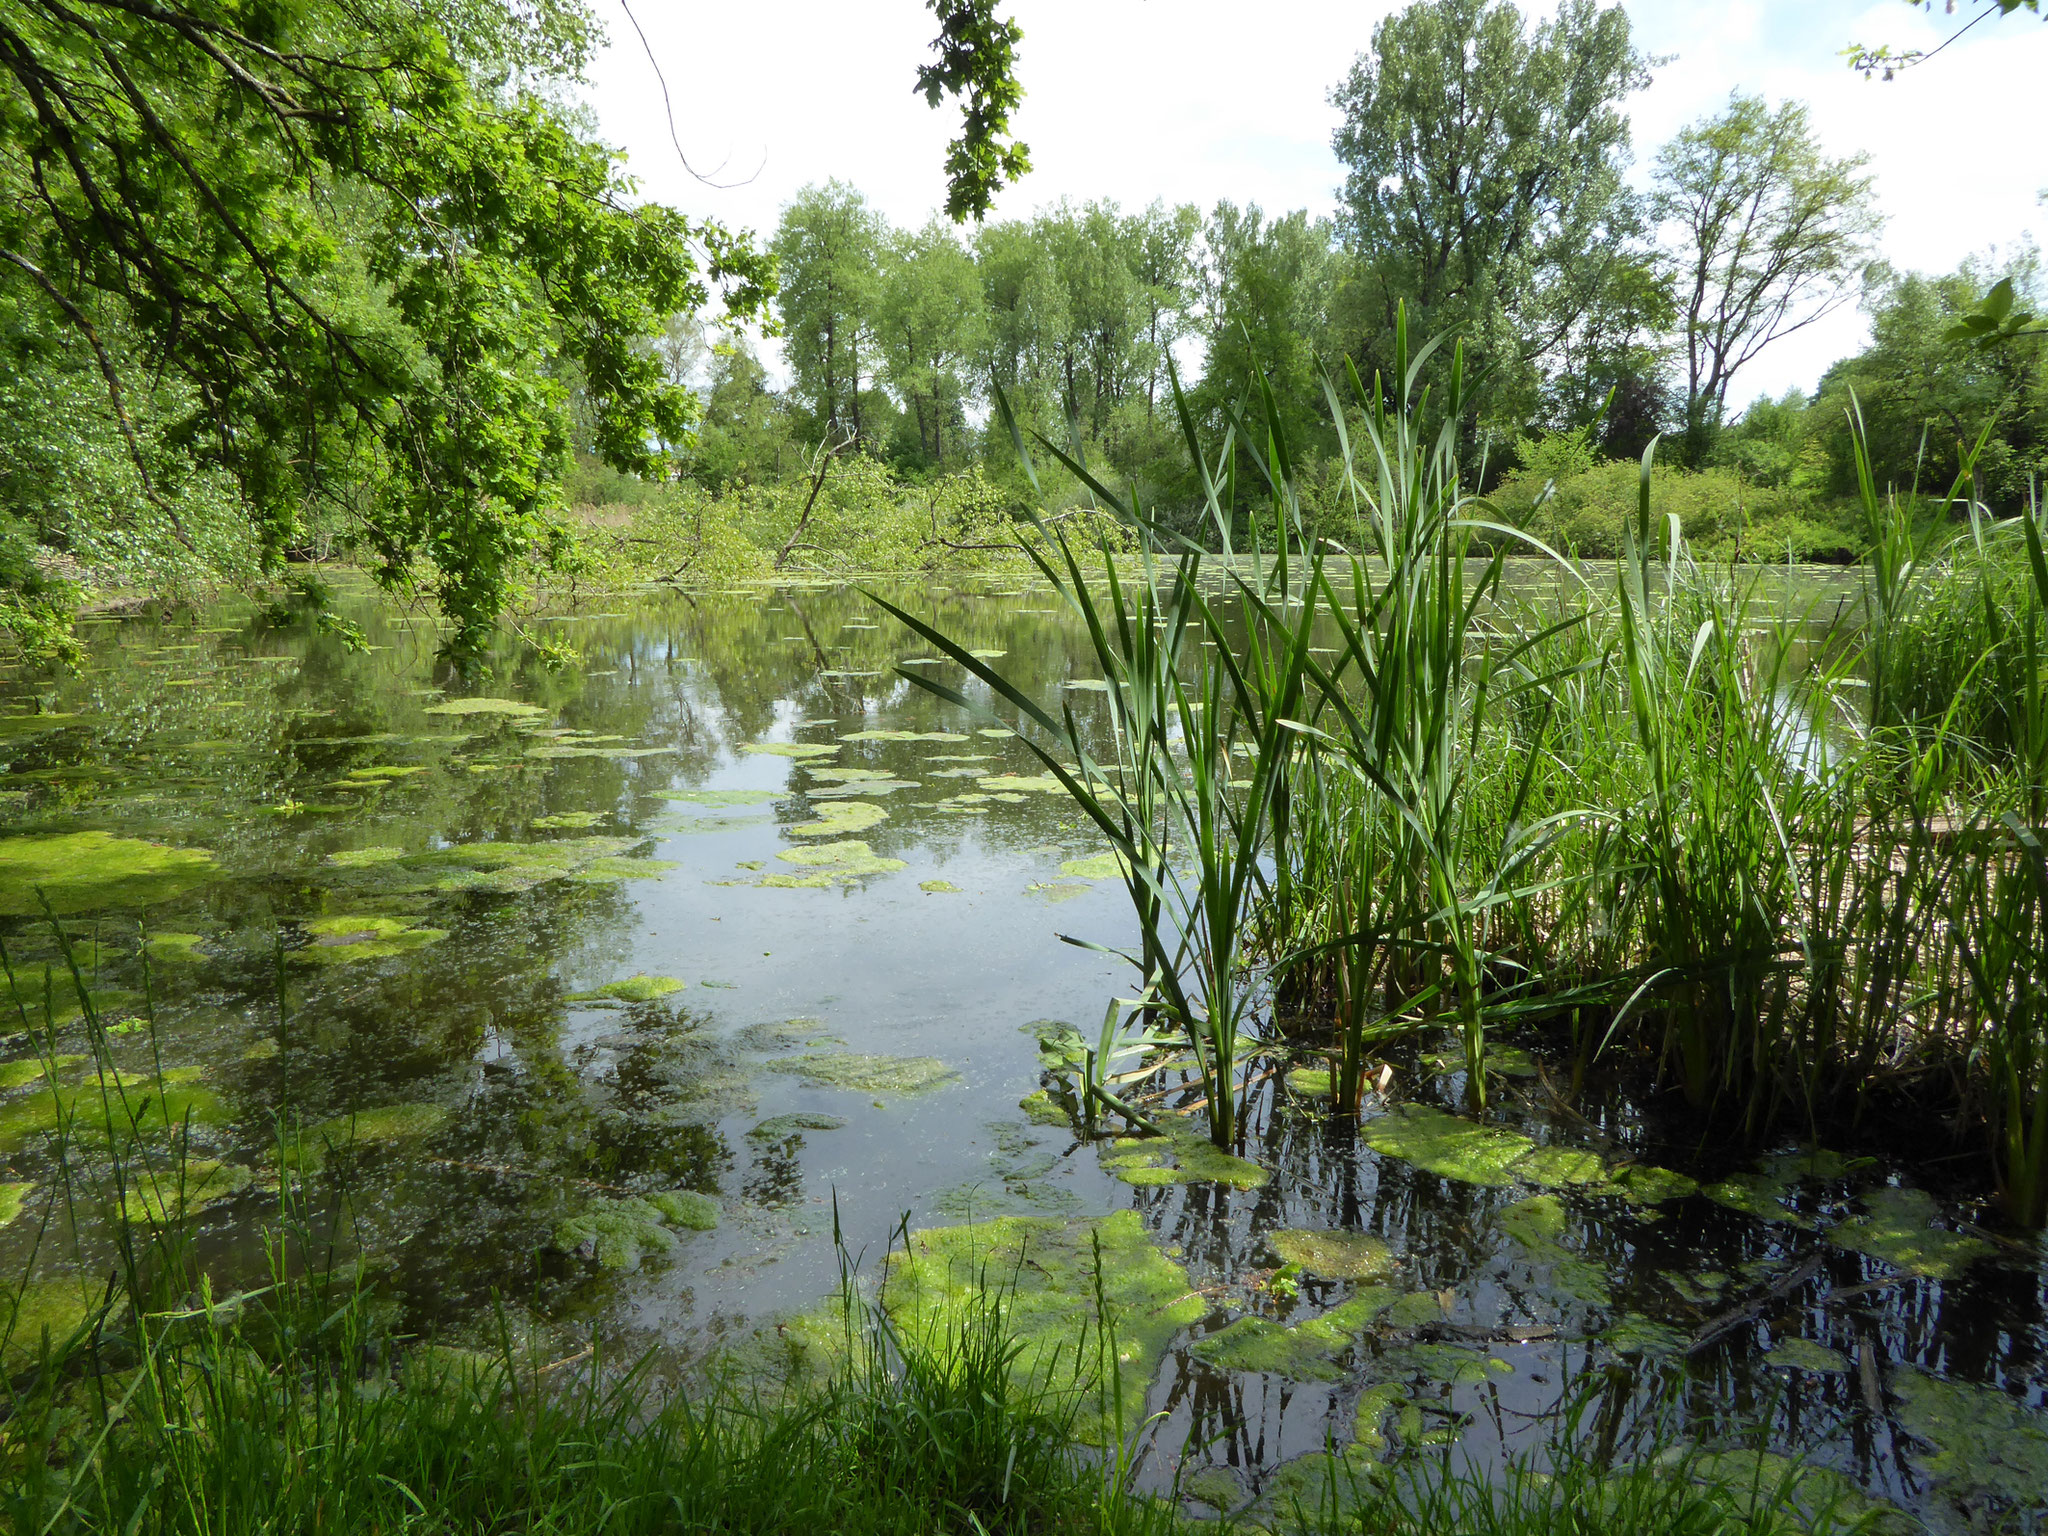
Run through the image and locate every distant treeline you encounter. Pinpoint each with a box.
[645,1,2042,554]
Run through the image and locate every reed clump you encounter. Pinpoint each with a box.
[903,320,2048,1226]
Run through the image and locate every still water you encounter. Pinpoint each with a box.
[0,569,2042,1530]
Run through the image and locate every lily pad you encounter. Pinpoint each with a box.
[423,698,547,717]
[763,1052,956,1095]
[1268,1229,1394,1281]
[1362,1104,1534,1188]
[1826,1186,1992,1280]
[0,832,217,915]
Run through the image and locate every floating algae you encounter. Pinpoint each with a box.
[118,1158,253,1223]
[786,800,888,837]
[0,1053,83,1090]
[285,1102,452,1172]
[1286,1068,1333,1096]
[526,744,675,760]
[422,698,547,717]
[1514,1145,1614,1190]
[0,831,216,915]
[0,712,83,739]
[553,1190,719,1272]
[572,974,686,1004]
[1701,1171,1815,1229]
[143,931,209,965]
[1362,1104,1534,1188]
[658,788,781,807]
[920,879,961,893]
[763,1052,956,1095]
[1025,880,1090,903]
[298,914,449,965]
[748,1112,847,1140]
[1890,1366,2048,1516]
[740,741,841,760]
[1613,1164,1700,1204]
[806,767,904,782]
[533,811,607,829]
[1826,1186,1992,1280]
[838,730,969,743]
[760,840,906,885]
[324,837,674,894]
[1268,1229,1394,1281]
[1770,1337,1850,1373]
[978,774,1065,794]
[2,1274,125,1368]
[1110,1122,1267,1189]
[1058,851,1129,880]
[808,778,918,798]
[0,1180,32,1225]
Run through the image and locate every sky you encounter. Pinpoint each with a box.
[579,0,2048,407]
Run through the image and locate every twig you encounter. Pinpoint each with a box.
[1688,1250,1826,1355]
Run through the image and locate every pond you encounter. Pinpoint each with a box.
[1,570,2044,1532]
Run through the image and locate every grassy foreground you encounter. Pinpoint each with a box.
[1,1238,1871,1536]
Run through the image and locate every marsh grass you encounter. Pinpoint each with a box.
[893,326,2048,1224]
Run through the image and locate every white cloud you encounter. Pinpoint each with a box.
[583,0,2047,405]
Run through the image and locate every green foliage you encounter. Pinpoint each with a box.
[915,0,1031,223]
[1492,456,1861,562]
[0,0,771,659]
[1815,254,2047,507]
[1652,95,1880,461]
[1330,0,1649,432]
